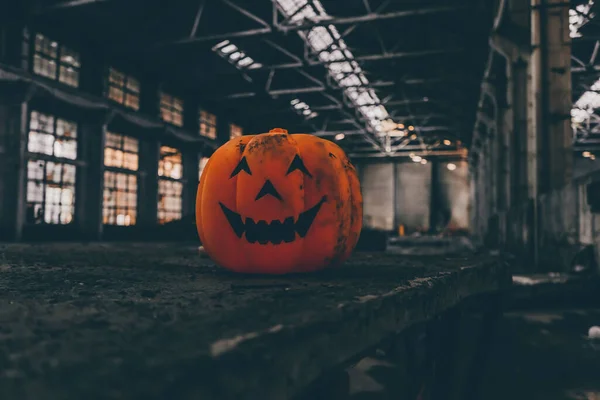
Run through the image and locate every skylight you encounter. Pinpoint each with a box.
[570,0,594,38]
[291,98,318,119]
[571,1,599,127]
[572,77,600,124]
[275,0,391,134]
[212,40,263,70]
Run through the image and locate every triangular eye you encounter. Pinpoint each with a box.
[286,154,312,177]
[230,156,252,178]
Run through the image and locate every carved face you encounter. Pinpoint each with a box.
[196,128,363,274]
[219,154,327,245]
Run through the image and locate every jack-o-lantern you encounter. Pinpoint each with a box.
[196,128,363,274]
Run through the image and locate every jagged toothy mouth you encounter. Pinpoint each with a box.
[219,196,327,245]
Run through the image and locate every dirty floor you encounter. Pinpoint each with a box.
[480,308,600,400]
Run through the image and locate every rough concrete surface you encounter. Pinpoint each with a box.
[0,243,510,400]
[480,309,600,400]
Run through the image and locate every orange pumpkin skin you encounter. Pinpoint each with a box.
[196,128,363,274]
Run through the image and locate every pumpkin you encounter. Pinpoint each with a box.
[196,128,363,274]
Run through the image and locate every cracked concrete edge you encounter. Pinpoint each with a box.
[158,260,510,400]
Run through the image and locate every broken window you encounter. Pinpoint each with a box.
[32,33,80,87]
[106,67,141,111]
[199,109,217,139]
[159,93,184,127]
[103,132,139,226]
[158,146,183,224]
[26,160,76,225]
[229,123,243,139]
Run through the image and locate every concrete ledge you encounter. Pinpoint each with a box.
[508,272,600,310]
[0,243,511,400]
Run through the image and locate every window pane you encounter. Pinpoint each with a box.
[60,46,80,67]
[56,118,77,138]
[108,86,124,104]
[107,67,140,110]
[199,109,217,139]
[28,131,54,155]
[158,146,182,179]
[109,68,125,85]
[160,93,184,127]
[104,131,139,171]
[33,33,79,87]
[53,138,77,160]
[102,170,137,226]
[123,136,138,152]
[199,157,209,180]
[27,160,45,180]
[126,77,140,92]
[59,65,79,87]
[124,93,139,110]
[26,159,76,225]
[230,124,242,139]
[158,179,183,224]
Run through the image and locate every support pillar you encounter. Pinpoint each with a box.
[138,140,159,227]
[512,58,529,205]
[0,101,27,241]
[217,118,231,144]
[530,0,572,194]
[77,121,106,240]
[182,149,199,217]
[429,159,440,233]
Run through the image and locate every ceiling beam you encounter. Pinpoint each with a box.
[158,0,273,46]
[314,125,451,136]
[572,65,600,74]
[275,5,465,33]
[34,0,110,12]
[350,144,449,152]
[330,114,450,124]
[347,149,468,158]
[255,48,463,70]
[218,77,455,99]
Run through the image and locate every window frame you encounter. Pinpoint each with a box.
[199,109,217,139]
[229,123,243,139]
[105,67,141,111]
[27,110,79,161]
[25,110,79,226]
[198,156,210,181]
[159,92,184,127]
[102,131,140,226]
[157,145,184,224]
[28,31,81,88]
[26,159,77,225]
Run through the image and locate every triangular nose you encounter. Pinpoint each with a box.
[255,180,283,201]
